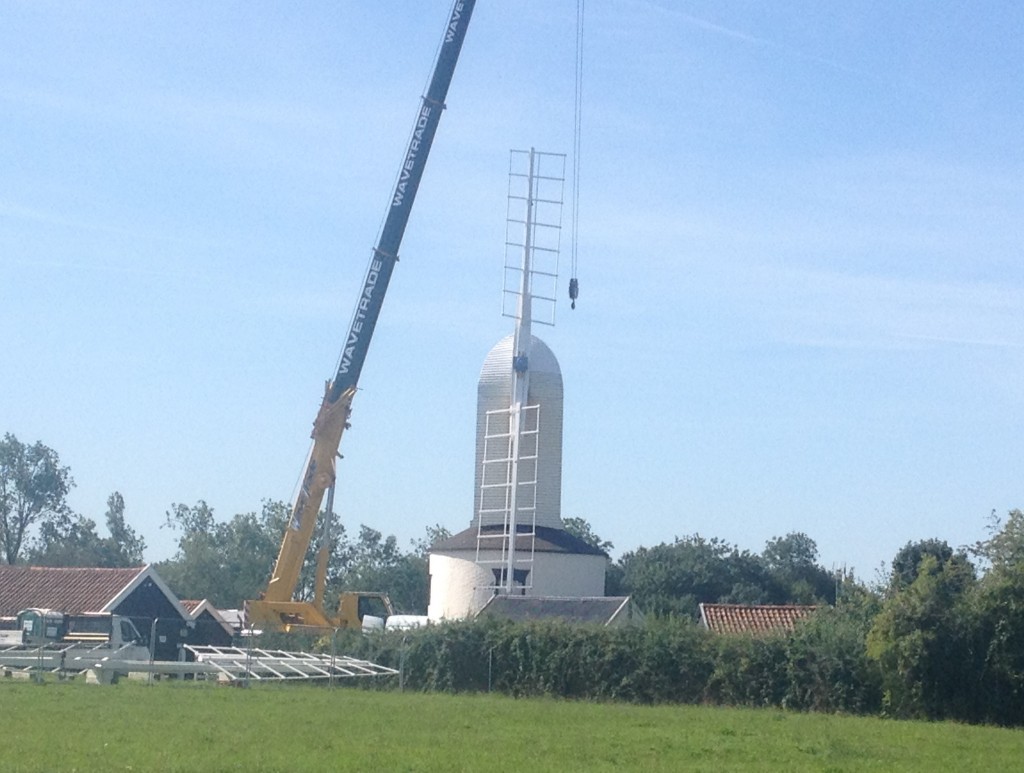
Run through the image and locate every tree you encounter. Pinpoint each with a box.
[970,509,1024,724]
[158,500,438,615]
[762,532,837,605]
[0,433,74,564]
[32,492,149,567]
[972,509,1024,572]
[889,538,972,594]
[157,500,287,607]
[31,513,106,566]
[866,552,977,720]
[410,523,452,560]
[331,525,428,613]
[562,516,613,553]
[616,534,770,618]
[763,532,819,570]
[156,500,223,602]
[156,500,434,612]
[103,492,146,565]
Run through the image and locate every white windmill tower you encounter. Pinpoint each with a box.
[427,149,607,621]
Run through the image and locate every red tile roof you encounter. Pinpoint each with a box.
[0,566,147,616]
[699,603,816,635]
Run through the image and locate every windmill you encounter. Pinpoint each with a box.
[426,150,606,621]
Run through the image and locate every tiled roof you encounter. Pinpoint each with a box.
[0,566,147,616]
[699,603,816,635]
[179,599,203,614]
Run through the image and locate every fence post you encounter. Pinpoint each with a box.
[148,618,158,686]
[488,646,494,693]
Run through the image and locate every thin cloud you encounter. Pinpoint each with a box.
[637,1,886,81]
[0,81,335,135]
[0,199,135,237]
[744,265,1024,352]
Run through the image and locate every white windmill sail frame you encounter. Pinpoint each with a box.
[501,149,566,328]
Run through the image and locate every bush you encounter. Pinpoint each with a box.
[705,633,788,708]
[783,606,881,714]
[338,614,880,714]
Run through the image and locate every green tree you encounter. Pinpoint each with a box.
[31,512,106,566]
[103,492,146,565]
[973,509,1024,571]
[0,433,74,564]
[971,509,1024,724]
[32,492,149,567]
[889,538,970,593]
[562,516,613,553]
[331,525,429,614]
[866,552,977,720]
[157,500,288,607]
[156,500,222,601]
[617,534,770,618]
[410,523,452,559]
[157,500,433,613]
[762,532,837,604]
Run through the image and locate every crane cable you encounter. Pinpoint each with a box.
[569,0,584,310]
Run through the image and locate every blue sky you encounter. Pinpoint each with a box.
[2,1,1021,580]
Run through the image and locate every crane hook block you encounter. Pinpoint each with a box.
[569,277,579,310]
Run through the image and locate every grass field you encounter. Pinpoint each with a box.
[1,680,1021,771]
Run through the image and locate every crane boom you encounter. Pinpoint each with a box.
[254,0,476,622]
[330,0,476,400]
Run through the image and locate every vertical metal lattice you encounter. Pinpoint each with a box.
[502,150,566,328]
[475,404,540,591]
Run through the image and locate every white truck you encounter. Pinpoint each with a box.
[0,608,151,682]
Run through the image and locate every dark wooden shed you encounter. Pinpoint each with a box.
[0,565,191,660]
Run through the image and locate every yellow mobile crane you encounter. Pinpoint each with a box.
[245,1,476,632]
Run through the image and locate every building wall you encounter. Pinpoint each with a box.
[427,549,606,621]
[111,576,188,661]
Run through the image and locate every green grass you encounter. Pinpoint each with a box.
[0,680,1021,772]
